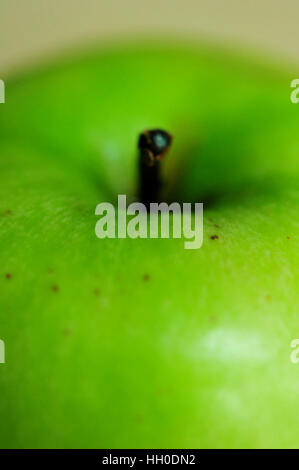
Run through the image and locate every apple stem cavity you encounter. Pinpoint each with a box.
[138,129,172,206]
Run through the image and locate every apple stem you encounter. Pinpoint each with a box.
[138,129,172,206]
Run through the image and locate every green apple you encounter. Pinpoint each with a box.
[0,41,298,449]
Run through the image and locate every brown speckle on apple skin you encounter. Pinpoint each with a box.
[5,273,12,279]
[2,210,12,216]
[93,288,100,296]
[142,274,150,281]
[51,285,59,292]
[210,235,219,240]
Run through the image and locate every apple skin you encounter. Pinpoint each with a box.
[0,41,299,449]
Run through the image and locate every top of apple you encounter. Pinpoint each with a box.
[0,41,297,203]
[0,41,299,449]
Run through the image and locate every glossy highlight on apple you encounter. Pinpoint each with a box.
[95,195,203,249]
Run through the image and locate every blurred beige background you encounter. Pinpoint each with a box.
[1,0,298,74]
